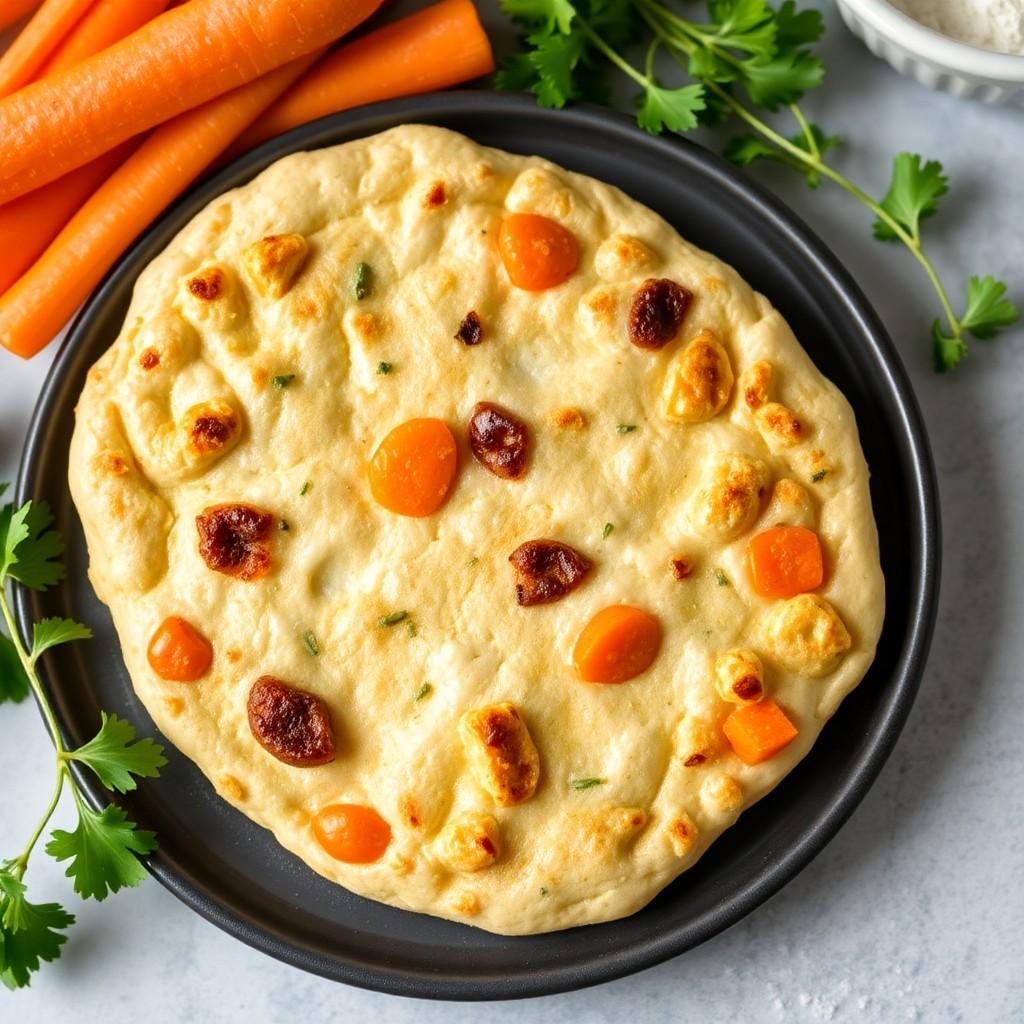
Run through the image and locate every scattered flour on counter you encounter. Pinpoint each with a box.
[889,0,1024,54]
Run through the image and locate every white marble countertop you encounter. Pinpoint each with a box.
[2,2,1022,1020]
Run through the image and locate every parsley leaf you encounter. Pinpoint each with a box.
[704,0,776,59]
[68,713,166,794]
[0,632,29,704]
[772,0,824,48]
[528,28,587,107]
[637,82,706,134]
[741,50,824,109]
[1,500,65,591]
[494,51,540,92]
[959,275,1019,339]
[46,803,156,902]
[502,0,576,34]
[0,500,30,581]
[31,617,92,661]
[873,153,948,241]
[931,320,967,373]
[570,776,605,790]
[0,870,74,990]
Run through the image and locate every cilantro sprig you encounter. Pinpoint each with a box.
[0,485,165,989]
[497,0,1018,371]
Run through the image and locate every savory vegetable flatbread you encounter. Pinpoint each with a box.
[69,125,883,934]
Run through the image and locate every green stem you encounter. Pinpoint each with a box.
[704,81,961,336]
[9,766,66,880]
[574,13,654,90]
[789,102,819,161]
[0,580,70,881]
[0,583,64,752]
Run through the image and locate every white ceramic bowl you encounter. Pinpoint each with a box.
[836,0,1024,105]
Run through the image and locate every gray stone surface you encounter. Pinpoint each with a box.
[1,2,1021,1020]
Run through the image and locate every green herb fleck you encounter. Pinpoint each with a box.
[353,261,372,300]
[602,522,614,539]
[271,374,295,389]
[376,361,393,376]
[378,610,408,628]
[570,777,606,791]
[302,630,320,656]
[414,682,432,702]
[278,519,289,531]
[407,620,418,638]
[539,886,549,897]
[300,481,311,496]
[616,423,637,434]
[713,568,730,587]
[466,556,479,568]
[811,469,828,483]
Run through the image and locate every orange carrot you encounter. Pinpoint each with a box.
[0,140,137,295]
[0,51,321,359]
[747,526,824,599]
[147,616,213,682]
[722,699,798,765]
[368,418,459,517]
[0,0,94,97]
[0,0,165,293]
[36,0,170,79]
[499,213,580,291]
[573,605,661,684]
[0,0,382,203]
[230,0,494,155]
[313,804,391,863]
[0,0,43,33]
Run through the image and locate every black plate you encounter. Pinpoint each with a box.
[15,92,940,1000]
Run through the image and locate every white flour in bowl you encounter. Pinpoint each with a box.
[890,0,1024,53]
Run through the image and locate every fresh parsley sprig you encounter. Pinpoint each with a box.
[497,0,1018,371]
[0,483,166,989]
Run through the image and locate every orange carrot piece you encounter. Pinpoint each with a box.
[36,0,170,79]
[0,51,320,359]
[0,0,383,203]
[573,605,661,684]
[0,0,94,97]
[0,0,43,33]
[722,699,798,765]
[313,804,391,863]
[147,616,213,682]
[0,140,137,296]
[499,213,580,291]
[368,418,459,517]
[230,0,494,156]
[747,525,824,599]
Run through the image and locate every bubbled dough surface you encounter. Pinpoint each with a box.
[68,126,884,935]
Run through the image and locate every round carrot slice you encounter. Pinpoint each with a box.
[747,526,824,599]
[147,616,213,682]
[498,212,579,291]
[312,804,392,864]
[573,604,661,684]
[368,417,458,517]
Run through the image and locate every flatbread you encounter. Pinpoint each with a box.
[69,125,884,934]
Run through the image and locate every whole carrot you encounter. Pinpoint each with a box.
[0,51,322,359]
[0,141,137,295]
[0,0,42,33]
[0,0,382,203]
[230,0,494,156]
[0,0,94,97]
[35,0,170,79]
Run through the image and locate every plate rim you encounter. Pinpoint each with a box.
[14,90,941,1000]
